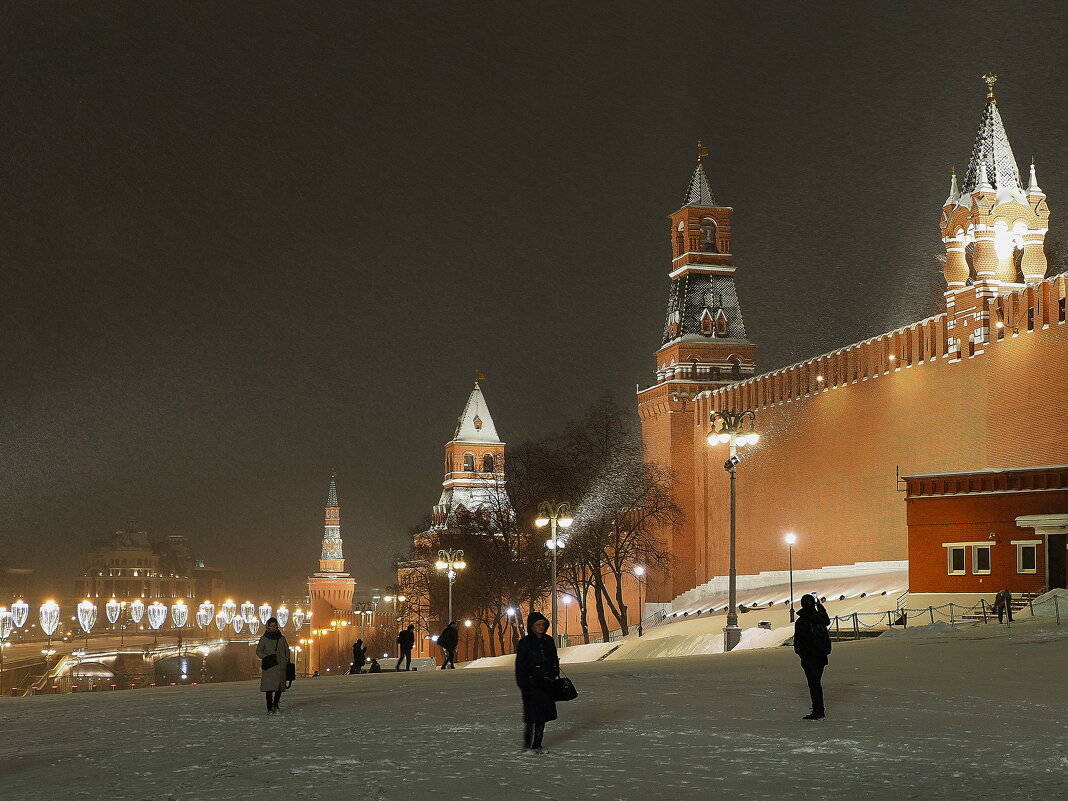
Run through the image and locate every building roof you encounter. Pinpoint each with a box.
[451,381,502,445]
[327,474,338,508]
[958,77,1026,206]
[684,160,717,207]
[662,273,748,345]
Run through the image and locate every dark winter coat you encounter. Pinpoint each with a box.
[352,641,367,669]
[793,604,832,666]
[397,628,416,650]
[515,612,559,724]
[256,631,291,692]
[437,624,459,650]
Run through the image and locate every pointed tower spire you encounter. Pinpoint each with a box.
[1027,157,1043,194]
[960,73,1024,203]
[944,166,960,206]
[684,140,717,206]
[327,471,338,508]
[319,472,345,572]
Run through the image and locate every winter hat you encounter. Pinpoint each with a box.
[800,594,817,610]
[527,611,549,632]
[266,617,279,626]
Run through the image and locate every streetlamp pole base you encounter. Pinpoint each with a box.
[723,624,742,652]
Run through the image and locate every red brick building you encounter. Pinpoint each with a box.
[639,77,1068,605]
[904,466,1068,607]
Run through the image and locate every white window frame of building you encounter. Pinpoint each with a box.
[946,546,967,576]
[972,545,992,575]
[1013,540,1040,574]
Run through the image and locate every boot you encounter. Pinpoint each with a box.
[531,723,546,753]
[522,724,535,750]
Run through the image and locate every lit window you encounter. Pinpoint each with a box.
[947,547,966,575]
[973,545,991,575]
[1017,544,1037,574]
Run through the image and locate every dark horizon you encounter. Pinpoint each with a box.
[3,2,1067,601]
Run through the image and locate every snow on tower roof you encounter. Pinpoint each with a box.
[684,160,718,207]
[327,473,338,507]
[958,74,1026,206]
[451,381,502,445]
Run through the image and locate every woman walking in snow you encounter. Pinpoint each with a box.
[514,611,559,753]
[255,617,291,715]
[793,594,832,720]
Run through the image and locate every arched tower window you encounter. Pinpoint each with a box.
[730,357,742,380]
[482,454,495,473]
[716,310,729,337]
[700,218,718,253]
[463,452,475,472]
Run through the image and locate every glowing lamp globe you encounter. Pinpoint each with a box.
[558,517,574,529]
[0,609,13,641]
[130,599,145,624]
[434,560,447,571]
[275,606,290,629]
[215,612,228,631]
[464,619,472,627]
[232,615,244,634]
[170,600,189,629]
[11,600,29,629]
[785,532,797,546]
[196,602,214,629]
[634,565,645,577]
[292,608,305,631]
[454,561,467,570]
[258,604,273,626]
[220,600,236,625]
[39,601,61,637]
[240,602,256,624]
[534,517,549,528]
[147,602,168,631]
[105,599,122,625]
[77,601,98,634]
[248,618,261,635]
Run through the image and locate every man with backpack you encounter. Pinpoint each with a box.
[793,593,832,720]
[395,624,415,671]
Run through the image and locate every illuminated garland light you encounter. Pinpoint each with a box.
[196,603,214,629]
[232,615,244,634]
[215,612,228,632]
[11,600,29,629]
[248,618,261,635]
[130,599,146,624]
[220,600,236,625]
[77,601,98,634]
[0,609,13,641]
[275,606,290,629]
[240,602,256,624]
[39,601,61,636]
[170,600,189,629]
[147,602,168,631]
[291,608,305,631]
[258,603,273,626]
[105,599,121,625]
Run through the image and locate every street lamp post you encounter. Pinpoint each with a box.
[633,566,646,637]
[435,549,467,625]
[535,502,575,648]
[785,532,797,622]
[706,408,760,652]
[561,595,571,645]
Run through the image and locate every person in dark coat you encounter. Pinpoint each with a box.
[793,594,831,720]
[994,589,1014,623]
[255,617,291,715]
[351,639,367,674]
[437,622,459,669]
[514,611,559,752]
[395,624,416,671]
[367,658,382,673]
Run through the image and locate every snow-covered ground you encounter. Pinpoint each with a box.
[2,608,1066,801]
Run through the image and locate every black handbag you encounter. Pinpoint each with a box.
[286,661,296,683]
[549,675,578,702]
[261,654,278,671]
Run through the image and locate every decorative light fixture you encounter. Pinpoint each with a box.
[77,600,98,635]
[220,600,236,625]
[39,601,61,637]
[215,611,228,632]
[105,599,122,626]
[130,599,146,624]
[196,602,214,629]
[232,615,245,634]
[240,602,256,624]
[258,603,273,626]
[170,600,189,629]
[248,618,261,635]
[535,501,575,647]
[147,602,168,631]
[0,608,13,641]
[275,606,290,629]
[11,600,29,629]
[436,549,467,625]
[291,608,305,631]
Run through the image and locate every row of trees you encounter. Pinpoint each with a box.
[397,396,679,658]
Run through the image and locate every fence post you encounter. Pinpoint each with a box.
[1055,596,1061,626]
[1028,595,1035,617]
[949,603,955,626]
[852,612,859,640]
[980,599,988,624]
[835,616,841,639]
[929,606,935,626]
[887,610,893,629]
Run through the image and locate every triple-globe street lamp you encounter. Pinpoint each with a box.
[435,549,467,625]
[535,502,574,648]
[706,409,760,652]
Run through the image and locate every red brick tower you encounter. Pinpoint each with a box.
[307,473,355,672]
[940,74,1050,355]
[637,144,757,601]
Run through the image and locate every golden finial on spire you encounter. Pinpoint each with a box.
[950,165,956,176]
[982,72,998,102]
[697,139,709,163]
[475,370,486,385]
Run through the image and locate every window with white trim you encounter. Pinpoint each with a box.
[947,546,966,575]
[1017,543,1037,574]
[973,545,991,575]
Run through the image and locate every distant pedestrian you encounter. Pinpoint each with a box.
[396,624,416,671]
[994,589,1014,623]
[255,617,291,715]
[367,658,382,673]
[352,639,367,673]
[515,611,559,753]
[793,594,831,721]
[437,622,459,669]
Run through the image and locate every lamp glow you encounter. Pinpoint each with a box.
[105,599,122,625]
[232,615,244,634]
[39,601,60,636]
[12,600,29,629]
[196,602,214,629]
[276,606,290,628]
[77,600,97,634]
[784,532,797,545]
[170,600,189,629]
[147,602,167,631]
[130,599,145,624]
[240,602,256,624]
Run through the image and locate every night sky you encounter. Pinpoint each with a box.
[3,3,1067,598]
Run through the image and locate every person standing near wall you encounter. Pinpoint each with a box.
[793,594,831,721]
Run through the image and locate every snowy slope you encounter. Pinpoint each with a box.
[1,616,1065,801]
